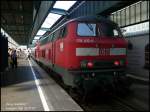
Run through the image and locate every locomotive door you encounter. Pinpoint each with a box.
[52,42,56,67]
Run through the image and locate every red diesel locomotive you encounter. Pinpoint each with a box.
[32,16,129,92]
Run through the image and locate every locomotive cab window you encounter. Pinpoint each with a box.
[52,30,60,41]
[77,23,96,36]
[77,22,122,37]
[99,22,122,37]
[113,29,119,36]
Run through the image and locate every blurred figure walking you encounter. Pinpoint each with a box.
[26,50,31,60]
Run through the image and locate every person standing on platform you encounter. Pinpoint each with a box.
[8,48,13,68]
[11,50,18,68]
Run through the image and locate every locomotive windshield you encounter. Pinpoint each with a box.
[77,22,122,37]
[77,23,96,36]
[99,22,122,37]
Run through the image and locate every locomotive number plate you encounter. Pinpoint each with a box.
[76,48,99,56]
[110,48,126,55]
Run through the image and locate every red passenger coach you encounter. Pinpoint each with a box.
[34,16,129,92]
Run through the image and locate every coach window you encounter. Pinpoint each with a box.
[52,32,57,41]
[43,37,48,44]
[52,32,56,41]
[49,33,54,41]
[77,23,96,36]
[54,30,60,41]
[57,30,61,38]
[60,26,67,38]
[48,35,51,41]
[48,35,51,42]
[42,50,45,58]
[41,39,44,45]
[62,26,67,37]
[59,28,63,38]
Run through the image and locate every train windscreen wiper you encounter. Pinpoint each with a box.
[85,23,94,33]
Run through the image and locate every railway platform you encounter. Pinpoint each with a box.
[1,57,83,111]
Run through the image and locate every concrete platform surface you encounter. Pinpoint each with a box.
[1,58,83,111]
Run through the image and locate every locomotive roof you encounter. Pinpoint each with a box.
[54,16,117,33]
[39,16,117,42]
[67,16,116,25]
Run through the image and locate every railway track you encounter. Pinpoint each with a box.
[68,90,137,111]
[48,73,138,111]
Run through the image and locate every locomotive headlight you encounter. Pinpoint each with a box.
[81,60,94,68]
[87,62,94,68]
[114,60,120,66]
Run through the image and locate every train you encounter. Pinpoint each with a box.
[31,16,130,93]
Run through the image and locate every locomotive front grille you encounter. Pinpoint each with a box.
[93,60,115,69]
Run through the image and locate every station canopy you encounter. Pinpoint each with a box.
[1,1,34,45]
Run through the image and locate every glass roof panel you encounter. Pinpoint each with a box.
[37,30,46,35]
[34,36,41,40]
[41,13,62,28]
[35,1,76,40]
[53,1,76,11]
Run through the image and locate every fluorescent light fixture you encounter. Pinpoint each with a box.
[36,30,46,35]
[34,36,41,40]
[41,13,62,28]
[53,1,76,11]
